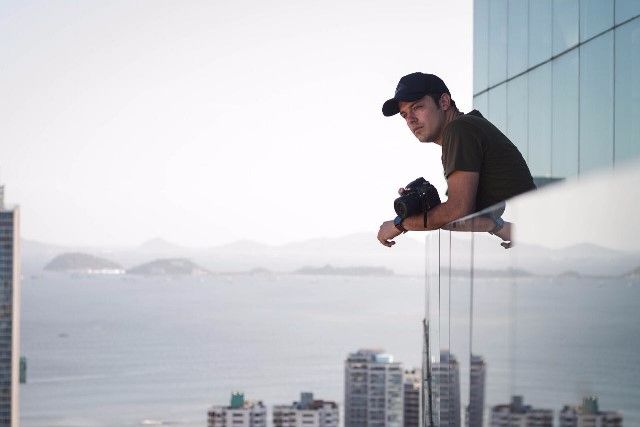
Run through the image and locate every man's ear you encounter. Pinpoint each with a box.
[440,93,452,111]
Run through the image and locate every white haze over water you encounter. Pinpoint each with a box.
[0,0,472,247]
[21,273,640,426]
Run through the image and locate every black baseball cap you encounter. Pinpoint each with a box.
[382,72,450,117]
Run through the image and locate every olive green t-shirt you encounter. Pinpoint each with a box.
[441,110,536,211]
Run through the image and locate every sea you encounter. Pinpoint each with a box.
[20,272,640,427]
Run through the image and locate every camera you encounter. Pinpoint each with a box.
[394,177,441,220]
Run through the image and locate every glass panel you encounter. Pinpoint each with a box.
[579,32,614,174]
[466,206,515,427]
[614,18,640,165]
[488,84,507,135]
[528,0,552,67]
[507,74,528,161]
[425,230,473,427]
[580,0,614,41]
[507,0,528,78]
[446,231,472,427]
[552,49,579,177]
[508,161,640,425]
[489,0,508,86]
[615,0,640,24]
[473,92,488,117]
[425,231,441,427]
[489,0,507,86]
[436,160,640,426]
[528,62,552,177]
[474,0,490,93]
[553,0,579,55]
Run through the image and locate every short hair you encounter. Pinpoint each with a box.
[426,93,457,111]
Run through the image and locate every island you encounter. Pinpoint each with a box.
[44,252,125,274]
[127,258,211,276]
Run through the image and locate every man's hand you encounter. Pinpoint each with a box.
[378,220,402,247]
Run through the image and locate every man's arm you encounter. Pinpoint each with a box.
[377,171,479,246]
[403,171,478,231]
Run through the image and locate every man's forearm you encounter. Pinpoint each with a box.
[401,201,464,231]
[401,202,506,236]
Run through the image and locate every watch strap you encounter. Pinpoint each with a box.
[393,216,408,233]
[489,217,505,235]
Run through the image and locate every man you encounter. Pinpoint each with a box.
[377,72,535,247]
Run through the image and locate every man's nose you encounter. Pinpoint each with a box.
[405,112,417,124]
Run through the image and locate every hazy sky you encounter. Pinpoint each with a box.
[1,0,473,247]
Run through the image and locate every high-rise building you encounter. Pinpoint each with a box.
[490,396,552,427]
[207,392,267,427]
[344,349,403,427]
[403,369,420,427]
[559,396,622,427]
[466,355,486,427]
[429,351,461,427]
[273,392,338,427]
[0,185,20,427]
[473,1,640,179]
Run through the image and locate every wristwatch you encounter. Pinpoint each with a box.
[489,217,505,235]
[394,216,408,233]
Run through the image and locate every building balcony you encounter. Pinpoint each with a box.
[423,160,640,426]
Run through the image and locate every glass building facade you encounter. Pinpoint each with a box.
[421,2,640,427]
[473,0,640,178]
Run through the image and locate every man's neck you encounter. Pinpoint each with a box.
[434,108,463,145]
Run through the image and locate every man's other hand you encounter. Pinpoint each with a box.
[378,220,402,247]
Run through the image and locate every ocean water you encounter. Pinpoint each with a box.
[20,273,425,427]
[20,273,640,426]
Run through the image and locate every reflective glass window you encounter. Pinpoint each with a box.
[488,83,507,135]
[474,0,489,93]
[579,32,614,173]
[529,0,552,67]
[580,0,614,41]
[615,0,640,24]
[553,0,579,55]
[614,18,640,165]
[528,63,552,177]
[489,0,508,86]
[507,0,528,78]
[507,74,528,160]
[552,50,579,177]
[473,92,488,117]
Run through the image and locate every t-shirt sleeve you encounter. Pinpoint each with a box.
[441,121,483,178]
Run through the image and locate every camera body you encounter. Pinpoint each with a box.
[394,177,441,220]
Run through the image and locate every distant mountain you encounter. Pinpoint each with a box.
[21,234,640,278]
[295,264,394,277]
[557,270,582,278]
[559,243,623,259]
[137,238,186,255]
[623,265,640,279]
[44,253,124,273]
[216,239,270,254]
[470,267,533,278]
[127,258,211,276]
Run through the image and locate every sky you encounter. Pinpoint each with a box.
[0,0,474,247]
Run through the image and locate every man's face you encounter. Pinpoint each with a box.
[398,94,445,143]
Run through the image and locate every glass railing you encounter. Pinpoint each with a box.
[424,160,640,426]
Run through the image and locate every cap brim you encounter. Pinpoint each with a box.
[381,93,427,117]
[382,98,400,117]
